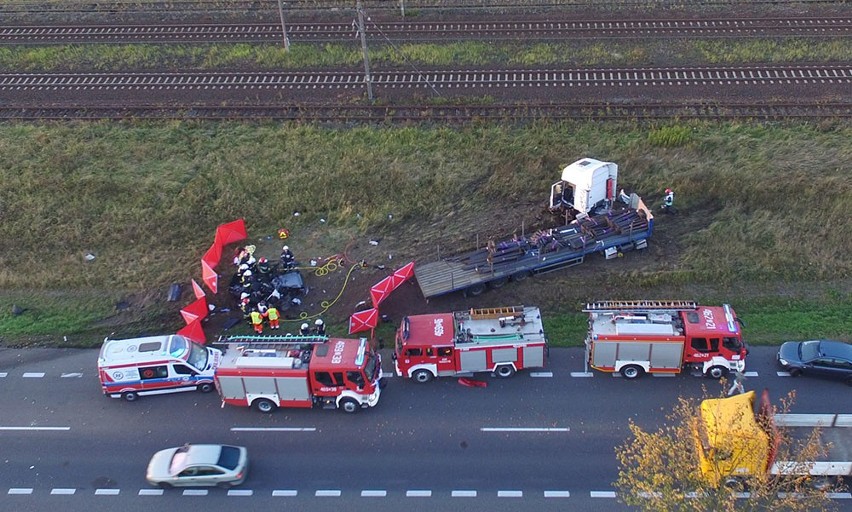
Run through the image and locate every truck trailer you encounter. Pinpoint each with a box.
[584,300,748,379]
[214,335,382,413]
[393,305,548,382]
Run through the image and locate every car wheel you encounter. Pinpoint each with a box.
[217,482,233,489]
[197,383,214,393]
[412,369,434,383]
[253,398,277,413]
[122,391,139,402]
[620,365,644,380]
[789,368,803,377]
[157,482,173,489]
[339,398,360,414]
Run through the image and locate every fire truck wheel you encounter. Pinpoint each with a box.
[620,365,644,379]
[122,391,139,402]
[339,398,360,414]
[495,365,516,378]
[253,398,277,413]
[705,366,729,379]
[412,369,434,383]
[197,383,214,393]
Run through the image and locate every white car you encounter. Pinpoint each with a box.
[146,444,248,488]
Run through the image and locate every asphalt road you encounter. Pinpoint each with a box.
[0,346,850,512]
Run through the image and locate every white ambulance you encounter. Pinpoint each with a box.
[98,334,222,402]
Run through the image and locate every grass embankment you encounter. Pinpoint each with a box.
[0,39,849,72]
[0,121,850,346]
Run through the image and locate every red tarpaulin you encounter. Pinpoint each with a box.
[177,318,207,344]
[180,296,208,325]
[369,261,416,307]
[349,308,379,334]
[201,259,218,294]
[191,279,206,299]
[213,219,247,248]
[392,261,415,281]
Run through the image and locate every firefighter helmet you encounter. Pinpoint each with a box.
[259,257,267,264]
[301,323,309,330]
[665,188,672,194]
[315,319,324,326]
[282,246,289,251]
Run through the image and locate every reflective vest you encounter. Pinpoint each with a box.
[267,308,279,321]
[250,311,263,325]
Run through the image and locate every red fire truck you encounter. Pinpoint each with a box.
[214,335,383,413]
[584,300,748,379]
[393,305,548,382]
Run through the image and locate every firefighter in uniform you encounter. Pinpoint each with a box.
[313,318,326,336]
[280,246,296,270]
[265,305,280,330]
[662,188,675,213]
[250,309,264,334]
[299,322,311,336]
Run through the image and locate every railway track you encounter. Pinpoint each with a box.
[1,101,849,122]
[2,65,849,91]
[3,17,850,44]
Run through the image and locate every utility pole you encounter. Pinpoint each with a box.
[356,0,374,101]
[399,0,405,17]
[277,0,290,51]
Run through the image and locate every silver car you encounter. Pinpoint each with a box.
[146,444,248,488]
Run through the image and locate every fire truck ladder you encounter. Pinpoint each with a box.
[583,300,698,312]
[468,305,524,320]
[217,334,329,349]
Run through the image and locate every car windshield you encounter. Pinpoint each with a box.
[170,336,209,370]
[217,446,241,470]
[800,341,820,361]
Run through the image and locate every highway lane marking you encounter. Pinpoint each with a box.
[744,371,759,377]
[272,490,298,496]
[183,489,208,496]
[828,492,852,499]
[480,426,570,433]
[8,488,33,495]
[138,489,164,496]
[0,427,71,431]
[22,372,45,378]
[382,372,395,378]
[361,490,387,497]
[529,372,553,377]
[452,490,477,497]
[315,490,341,497]
[406,490,432,497]
[590,490,616,498]
[94,489,119,495]
[228,489,253,496]
[498,490,523,497]
[0,373,7,378]
[570,372,593,377]
[544,490,571,497]
[61,373,83,378]
[231,427,316,432]
[777,371,792,377]
[50,488,76,495]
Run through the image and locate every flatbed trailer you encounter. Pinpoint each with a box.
[415,196,653,299]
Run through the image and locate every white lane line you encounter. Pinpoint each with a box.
[744,371,759,377]
[777,371,792,377]
[361,490,387,497]
[382,372,395,378]
[498,490,523,497]
[228,489,253,496]
[529,372,553,377]
[570,372,593,377]
[51,488,76,495]
[828,492,852,499]
[183,489,208,496]
[61,372,84,378]
[315,490,341,497]
[544,490,571,497]
[0,427,70,431]
[94,489,120,495]
[138,489,164,496]
[0,373,7,378]
[481,427,569,432]
[230,427,316,432]
[452,490,477,497]
[8,488,33,495]
[22,372,45,378]
[272,489,298,496]
[591,490,617,498]
[406,490,432,497]
[652,374,676,378]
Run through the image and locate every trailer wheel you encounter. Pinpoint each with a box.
[122,391,139,402]
[488,278,508,289]
[464,284,486,297]
[705,366,729,379]
[620,365,644,379]
[339,398,360,414]
[197,383,214,393]
[412,369,434,383]
[512,271,530,282]
[253,398,277,413]
[495,365,516,378]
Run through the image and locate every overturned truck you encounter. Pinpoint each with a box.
[415,195,653,299]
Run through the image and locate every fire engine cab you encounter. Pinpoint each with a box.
[584,300,747,379]
[214,335,383,413]
[394,305,548,382]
